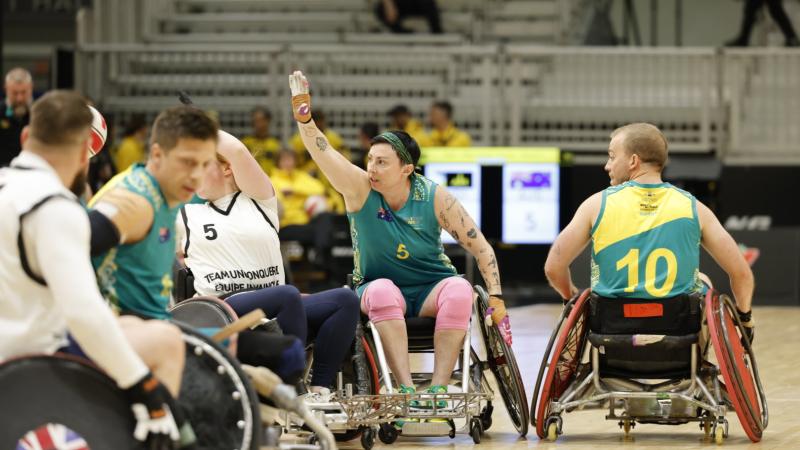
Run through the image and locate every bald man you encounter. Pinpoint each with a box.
[544,123,755,341]
[1,67,34,166]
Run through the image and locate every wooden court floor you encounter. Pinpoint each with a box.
[323,304,800,450]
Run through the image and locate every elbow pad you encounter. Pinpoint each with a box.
[88,209,121,256]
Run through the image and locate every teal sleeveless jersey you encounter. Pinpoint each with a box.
[348,175,456,288]
[91,164,179,319]
[590,181,704,299]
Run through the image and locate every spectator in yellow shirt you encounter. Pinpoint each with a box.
[241,107,281,174]
[427,100,472,147]
[113,114,147,172]
[271,149,335,271]
[387,104,430,146]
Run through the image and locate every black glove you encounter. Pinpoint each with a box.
[125,373,180,450]
[737,308,755,347]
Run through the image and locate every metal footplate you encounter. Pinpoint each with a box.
[338,392,492,427]
[400,420,454,436]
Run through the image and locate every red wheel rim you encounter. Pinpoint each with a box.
[535,289,591,438]
[706,291,764,442]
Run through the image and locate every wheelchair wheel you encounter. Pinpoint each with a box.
[169,296,239,328]
[532,289,591,439]
[705,291,768,443]
[0,354,143,449]
[334,323,379,442]
[474,285,529,436]
[174,322,261,450]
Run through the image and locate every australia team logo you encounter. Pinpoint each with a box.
[377,207,394,223]
[158,226,171,243]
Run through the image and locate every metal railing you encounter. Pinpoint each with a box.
[73,4,800,163]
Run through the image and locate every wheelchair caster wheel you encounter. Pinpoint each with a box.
[378,423,398,444]
[448,418,456,439]
[360,427,375,450]
[715,426,725,444]
[480,403,493,431]
[546,422,558,441]
[470,418,483,444]
[703,420,712,438]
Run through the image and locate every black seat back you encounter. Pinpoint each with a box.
[172,261,196,302]
[588,293,703,379]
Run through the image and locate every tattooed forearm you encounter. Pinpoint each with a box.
[467,228,477,239]
[438,211,450,229]
[316,137,328,152]
[492,271,500,285]
[488,255,497,268]
[445,192,458,210]
[451,230,460,242]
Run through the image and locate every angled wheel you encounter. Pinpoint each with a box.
[169,295,239,328]
[706,291,768,443]
[475,285,529,436]
[0,355,143,449]
[531,289,591,439]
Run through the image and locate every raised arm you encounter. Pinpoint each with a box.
[289,71,369,209]
[544,193,600,299]
[217,130,274,200]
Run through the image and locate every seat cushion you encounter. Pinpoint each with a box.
[589,331,697,379]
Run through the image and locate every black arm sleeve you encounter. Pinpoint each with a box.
[88,209,121,257]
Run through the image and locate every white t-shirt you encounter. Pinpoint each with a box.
[0,152,147,388]
[177,191,284,296]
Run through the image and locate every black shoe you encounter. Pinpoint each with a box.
[724,36,748,47]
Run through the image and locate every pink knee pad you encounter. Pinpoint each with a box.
[434,277,473,332]
[362,279,405,323]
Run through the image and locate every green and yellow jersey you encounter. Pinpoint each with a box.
[591,181,704,299]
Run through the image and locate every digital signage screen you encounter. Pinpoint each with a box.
[502,163,560,244]
[423,162,481,244]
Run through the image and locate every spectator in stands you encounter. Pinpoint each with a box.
[427,100,472,147]
[376,0,443,34]
[271,149,335,275]
[242,107,282,174]
[726,0,799,46]
[387,104,429,146]
[354,122,380,169]
[290,110,347,213]
[1,67,34,167]
[113,113,148,172]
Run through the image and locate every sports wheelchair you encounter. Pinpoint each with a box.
[334,284,529,449]
[0,321,260,450]
[531,289,768,443]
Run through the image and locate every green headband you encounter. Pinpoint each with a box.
[378,131,414,166]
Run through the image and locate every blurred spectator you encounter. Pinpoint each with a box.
[1,67,34,166]
[387,104,430,146]
[726,0,799,46]
[376,0,443,34]
[113,113,148,172]
[427,100,472,147]
[271,149,335,269]
[242,107,281,173]
[353,121,380,168]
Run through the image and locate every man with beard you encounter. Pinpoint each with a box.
[0,90,191,448]
[1,68,34,166]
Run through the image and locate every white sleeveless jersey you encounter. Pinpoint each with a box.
[0,154,77,356]
[178,191,285,296]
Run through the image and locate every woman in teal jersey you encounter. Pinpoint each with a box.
[288,71,512,398]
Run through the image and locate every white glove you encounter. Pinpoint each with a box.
[131,403,180,443]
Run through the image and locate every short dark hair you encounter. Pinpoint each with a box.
[123,113,147,137]
[360,122,380,139]
[387,104,411,117]
[251,106,272,120]
[431,100,453,118]
[150,106,218,151]
[370,130,421,168]
[29,90,93,147]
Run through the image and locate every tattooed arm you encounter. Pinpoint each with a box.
[544,192,600,299]
[289,71,369,210]
[434,186,501,295]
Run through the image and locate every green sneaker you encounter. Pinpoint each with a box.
[395,384,419,429]
[421,385,448,409]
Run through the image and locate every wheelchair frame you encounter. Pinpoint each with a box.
[332,285,528,449]
[532,289,768,444]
